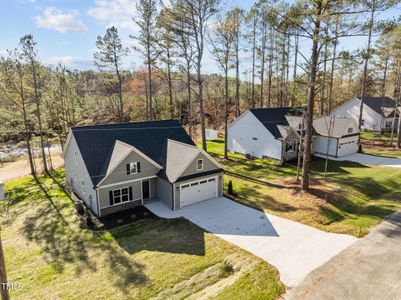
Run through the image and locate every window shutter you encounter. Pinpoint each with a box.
[109,191,113,206]
[129,186,133,200]
[126,164,130,175]
[137,162,141,173]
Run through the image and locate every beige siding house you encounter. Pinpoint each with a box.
[63,120,224,217]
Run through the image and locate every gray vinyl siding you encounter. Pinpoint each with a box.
[155,177,173,209]
[281,131,299,162]
[180,152,220,178]
[98,180,142,208]
[64,134,98,215]
[98,178,156,216]
[98,151,160,187]
[173,172,224,210]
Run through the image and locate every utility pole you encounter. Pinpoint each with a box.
[0,232,9,300]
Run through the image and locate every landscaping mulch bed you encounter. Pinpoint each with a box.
[79,206,157,231]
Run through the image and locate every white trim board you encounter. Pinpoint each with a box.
[98,175,158,189]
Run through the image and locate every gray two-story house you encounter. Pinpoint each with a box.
[63,120,224,217]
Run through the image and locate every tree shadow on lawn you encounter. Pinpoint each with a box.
[310,157,370,175]
[234,182,296,213]
[310,177,400,225]
[17,175,148,292]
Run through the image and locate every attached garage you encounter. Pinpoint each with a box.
[180,176,218,207]
[312,116,360,158]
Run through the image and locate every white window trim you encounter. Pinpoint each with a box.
[286,141,296,153]
[81,180,86,195]
[98,175,157,189]
[197,159,204,171]
[108,187,132,207]
[130,162,138,174]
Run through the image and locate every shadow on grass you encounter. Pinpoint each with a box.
[16,172,148,291]
[310,157,370,175]
[309,176,400,226]
[234,181,296,213]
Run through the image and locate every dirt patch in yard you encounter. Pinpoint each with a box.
[0,154,64,182]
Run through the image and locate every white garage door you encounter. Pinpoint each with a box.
[338,137,359,157]
[180,177,218,208]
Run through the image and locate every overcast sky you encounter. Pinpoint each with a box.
[1,0,400,77]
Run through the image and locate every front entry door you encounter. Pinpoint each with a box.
[142,180,150,199]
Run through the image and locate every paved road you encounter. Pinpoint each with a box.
[286,211,401,300]
[314,153,401,168]
[145,197,357,287]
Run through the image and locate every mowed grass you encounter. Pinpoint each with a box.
[205,139,401,237]
[1,169,284,299]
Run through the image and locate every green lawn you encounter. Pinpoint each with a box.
[360,131,392,141]
[2,170,284,299]
[205,139,401,237]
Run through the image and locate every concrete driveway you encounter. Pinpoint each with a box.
[286,211,401,300]
[314,153,401,168]
[145,197,357,287]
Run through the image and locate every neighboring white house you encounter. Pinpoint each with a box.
[312,116,360,157]
[227,108,302,162]
[332,96,399,132]
[205,129,219,141]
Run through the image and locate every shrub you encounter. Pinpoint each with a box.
[227,180,233,195]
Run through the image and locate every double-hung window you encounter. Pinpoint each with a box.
[286,141,296,152]
[126,162,141,175]
[197,159,203,171]
[109,187,133,206]
[348,128,353,134]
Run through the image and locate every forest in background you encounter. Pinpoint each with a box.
[1,0,401,190]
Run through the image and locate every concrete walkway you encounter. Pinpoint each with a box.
[286,211,401,300]
[314,153,401,168]
[145,197,357,287]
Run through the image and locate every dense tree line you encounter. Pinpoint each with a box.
[1,0,401,189]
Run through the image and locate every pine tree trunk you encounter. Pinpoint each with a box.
[327,20,338,114]
[167,48,174,119]
[291,30,299,107]
[187,65,192,138]
[147,46,153,120]
[251,16,256,108]
[320,38,328,115]
[358,0,375,136]
[115,63,124,121]
[31,60,48,174]
[301,2,322,191]
[235,30,240,117]
[224,65,229,159]
[260,24,266,108]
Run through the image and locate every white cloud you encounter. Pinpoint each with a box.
[46,56,93,69]
[34,7,88,33]
[87,0,138,32]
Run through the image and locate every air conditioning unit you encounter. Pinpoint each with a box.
[0,182,4,201]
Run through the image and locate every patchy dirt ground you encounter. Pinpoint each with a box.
[0,153,64,182]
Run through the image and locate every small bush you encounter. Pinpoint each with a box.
[227,180,234,195]
[219,262,235,278]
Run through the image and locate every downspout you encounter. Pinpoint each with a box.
[95,187,101,217]
[335,138,339,158]
[172,183,175,211]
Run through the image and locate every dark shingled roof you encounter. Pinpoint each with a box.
[71,120,195,186]
[249,107,302,138]
[361,96,396,115]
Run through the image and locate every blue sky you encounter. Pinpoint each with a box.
[1,0,400,75]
